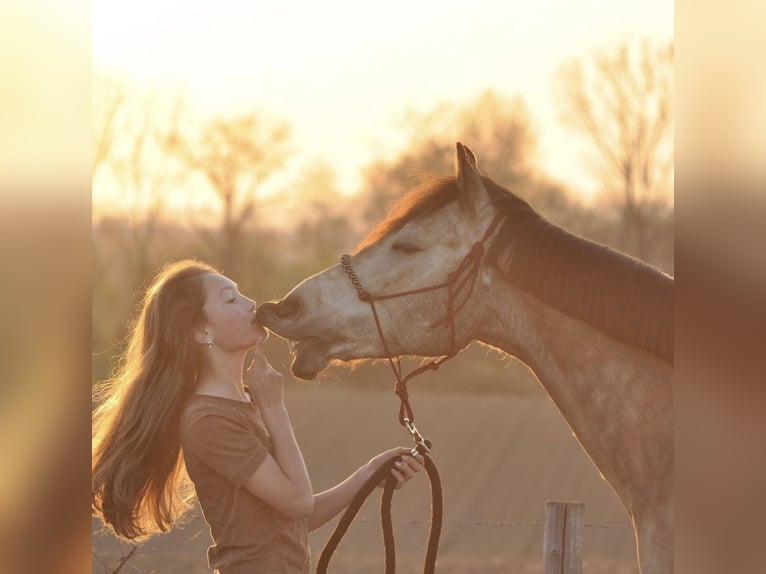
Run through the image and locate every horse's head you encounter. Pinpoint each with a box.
[257,143,501,379]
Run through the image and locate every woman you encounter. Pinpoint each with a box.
[92,259,423,573]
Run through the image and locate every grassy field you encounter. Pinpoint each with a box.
[93,383,639,573]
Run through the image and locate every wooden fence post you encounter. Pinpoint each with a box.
[543,501,584,574]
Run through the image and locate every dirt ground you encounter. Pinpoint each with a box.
[92,384,639,573]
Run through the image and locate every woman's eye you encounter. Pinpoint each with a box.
[392,243,422,254]
[227,298,236,303]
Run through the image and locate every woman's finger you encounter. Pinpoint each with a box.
[252,354,268,370]
[390,468,405,489]
[399,455,422,473]
[395,460,417,481]
[252,344,268,362]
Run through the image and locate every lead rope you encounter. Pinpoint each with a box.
[340,212,506,427]
[315,447,442,574]
[318,212,505,573]
[315,415,439,573]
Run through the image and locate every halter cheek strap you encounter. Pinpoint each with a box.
[340,211,506,428]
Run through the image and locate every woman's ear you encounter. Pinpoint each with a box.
[193,327,211,346]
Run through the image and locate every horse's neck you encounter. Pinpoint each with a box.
[477,286,673,517]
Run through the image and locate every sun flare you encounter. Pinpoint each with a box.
[92,0,672,217]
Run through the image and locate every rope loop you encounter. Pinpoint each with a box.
[315,453,443,574]
[324,213,506,573]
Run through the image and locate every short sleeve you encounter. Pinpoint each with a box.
[182,413,269,488]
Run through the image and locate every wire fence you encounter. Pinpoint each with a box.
[351,518,632,529]
[93,509,633,574]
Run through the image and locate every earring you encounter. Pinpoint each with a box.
[207,336,213,349]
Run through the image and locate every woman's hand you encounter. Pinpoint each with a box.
[367,447,425,489]
[307,446,426,531]
[242,347,314,520]
[245,346,285,409]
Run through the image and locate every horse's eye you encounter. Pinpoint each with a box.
[392,243,422,254]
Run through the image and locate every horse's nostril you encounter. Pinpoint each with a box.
[258,296,302,321]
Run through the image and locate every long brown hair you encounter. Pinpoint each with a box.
[92,259,217,540]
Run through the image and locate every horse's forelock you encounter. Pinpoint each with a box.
[354,176,460,253]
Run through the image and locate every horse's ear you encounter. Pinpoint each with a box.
[463,144,478,170]
[455,142,487,215]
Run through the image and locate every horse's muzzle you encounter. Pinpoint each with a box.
[256,296,304,333]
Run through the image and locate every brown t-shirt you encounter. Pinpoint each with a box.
[180,394,310,574]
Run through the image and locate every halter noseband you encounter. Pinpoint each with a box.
[340,212,506,430]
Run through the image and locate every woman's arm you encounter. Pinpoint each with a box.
[307,447,423,532]
[242,349,314,519]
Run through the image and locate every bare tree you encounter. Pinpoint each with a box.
[361,90,578,228]
[93,76,185,292]
[288,161,357,267]
[92,75,125,176]
[118,97,185,288]
[164,114,290,278]
[556,38,674,260]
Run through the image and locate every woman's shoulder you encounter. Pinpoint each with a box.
[181,395,235,427]
[180,395,270,459]
[180,395,256,434]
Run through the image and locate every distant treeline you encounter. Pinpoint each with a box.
[92,169,672,394]
[93,43,673,392]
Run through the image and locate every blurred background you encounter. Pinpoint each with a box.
[8,0,766,573]
[90,0,674,382]
[88,1,672,572]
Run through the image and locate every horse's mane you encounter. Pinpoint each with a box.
[356,175,674,364]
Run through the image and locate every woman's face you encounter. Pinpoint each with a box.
[200,273,268,352]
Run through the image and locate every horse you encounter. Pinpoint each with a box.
[256,143,673,574]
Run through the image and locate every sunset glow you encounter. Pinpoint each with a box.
[92,0,672,216]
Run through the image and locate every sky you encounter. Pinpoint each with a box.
[92,0,673,214]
